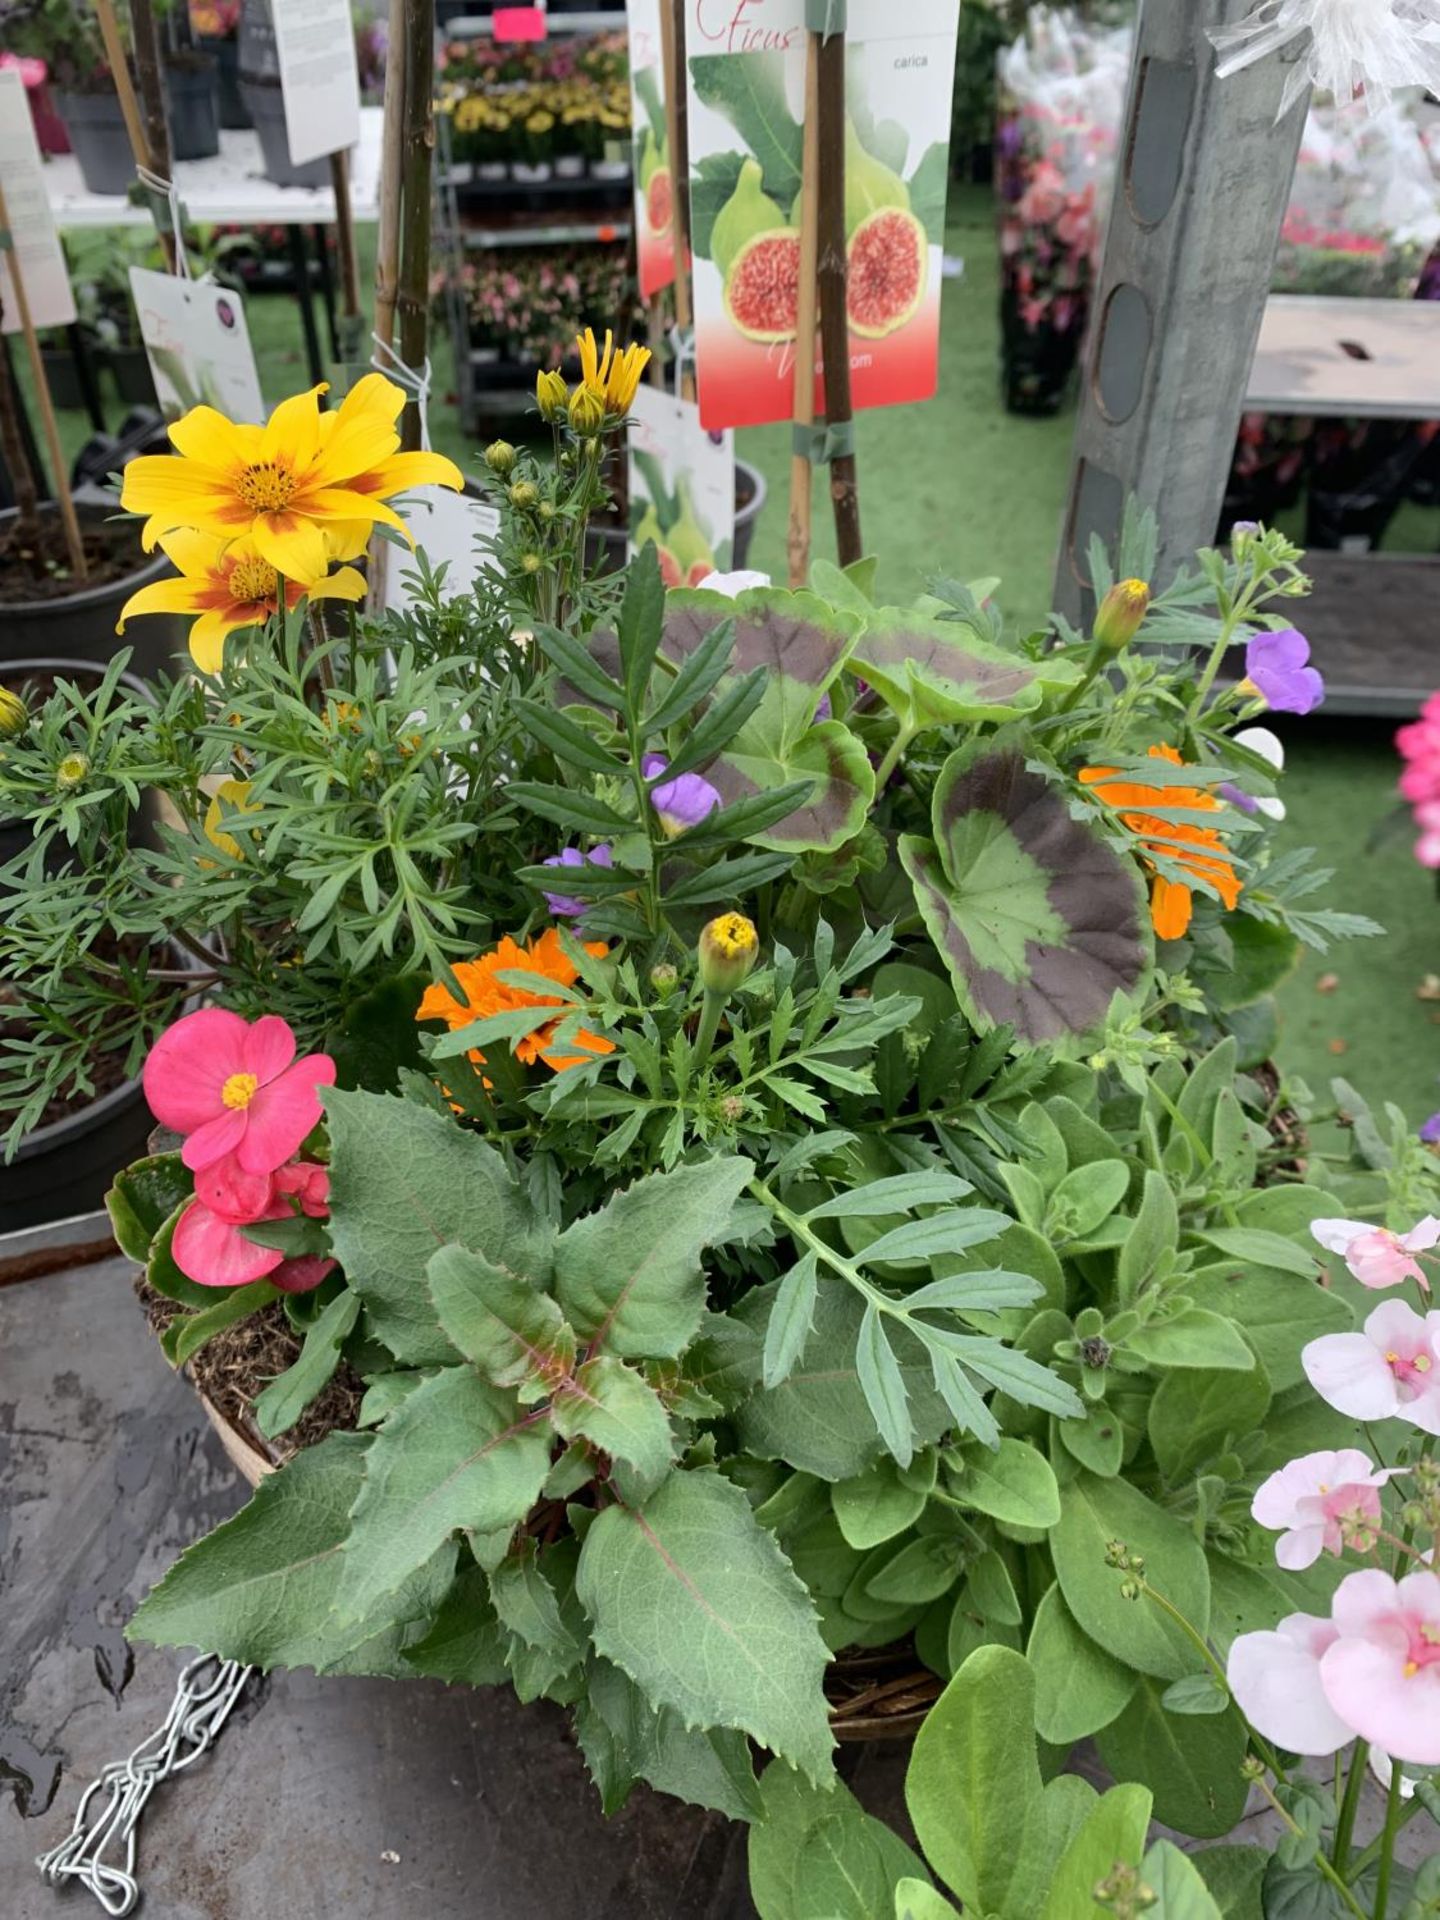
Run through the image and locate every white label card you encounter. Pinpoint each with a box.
[0,68,76,335]
[128,269,265,424]
[384,489,502,613]
[627,385,737,584]
[272,0,363,168]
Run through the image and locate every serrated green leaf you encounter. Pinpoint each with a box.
[576,1470,833,1782]
[324,1089,551,1364]
[490,1549,584,1660]
[585,1657,765,1823]
[336,1368,550,1621]
[401,1563,510,1686]
[129,1434,455,1675]
[554,1156,751,1358]
[254,1291,360,1440]
[427,1242,574,1390]
[551,1356,674,1488]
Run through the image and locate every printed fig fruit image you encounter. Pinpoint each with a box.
[640,127,673,235]
[848,206,928,339]
[634,507,685,588]
[844,122,910,235]
[712,158,801,344]
[666,479,718,582]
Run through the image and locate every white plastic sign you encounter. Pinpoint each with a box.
[384,489,502,612]
[271,0,362,169]
[128,269,265,424]
[627,385,736,584]
[0,67,76,334]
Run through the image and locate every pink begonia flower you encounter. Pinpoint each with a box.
[1311,1215,1440,1293]
[144,1007,336,1175]
[1303,1299,1440,1433]
[171,1158,334,1292]
[1251,1449,1393,1568]
[1320,1571,1440,1767]
[1227,1613,1353,1755]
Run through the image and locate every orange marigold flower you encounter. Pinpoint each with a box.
[1079,744,1242,942]
[416,929,614,1074]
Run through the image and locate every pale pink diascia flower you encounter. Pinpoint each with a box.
[1303,1299,1440,1432]
[1227,1613,1353,1755]
[1251,1449,1393,1568]
[1311,1215,1440,1292]
[1321,1570,1440,1767]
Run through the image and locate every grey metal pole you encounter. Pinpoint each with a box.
[1052,0,1310,623]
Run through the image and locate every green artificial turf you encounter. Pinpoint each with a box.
[14,187,1439,1131]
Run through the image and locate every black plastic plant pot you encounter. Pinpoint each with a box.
[0,498,187,680]
[107,345,159,407]
[585,456,769,578]
[199,34,249,129]
[165,56,220,162]
[54,89,134,196]
[39,346,86,413]
[1305,420,1432,554]
[240,80,329,188]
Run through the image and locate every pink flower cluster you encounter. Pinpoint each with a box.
[143,1009,338,1295]
[1312,1213,1439,1294]
[1228,1301,1440,1767]
[1396,691,1440,868]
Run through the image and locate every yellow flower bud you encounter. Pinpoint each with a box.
[535,369,569,422]
[0,687,28,739]
[55,751,90,791]
[1093,579,1150,653]
[698,913,759,994]
[508,480,540,510]
[485,439,517,475]
[567,380,607,437]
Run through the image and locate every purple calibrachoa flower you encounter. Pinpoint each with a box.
[542,844,613,918]
[1243,629,1325,715]
[643,755,721,837]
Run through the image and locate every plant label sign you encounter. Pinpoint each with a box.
[383,490,502,613]
[0,67,75,334]
[627,0,676,299]
[271,0,362,169]
[628,385,736,584]
[684,0,960,431]
[128,269,265,424]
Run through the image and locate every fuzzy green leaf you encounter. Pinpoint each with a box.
[128,1434,455,1675]
[325,1089,551,1364]
[1027,1582,1137,1744]
[427,1243,574,1390]
[951,1437,1060,1529]
[553,1155,751,1359]
[1038,1784,1154,1920]
[575,1470,833,1783]
[1052,1475,1211,1681]
[551,1356,674,1488]
[832,1455,930,1551]
[1097,1680,1250,1839]
[336,1368,550,1621]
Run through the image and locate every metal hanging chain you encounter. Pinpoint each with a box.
[36,1656,254,1917]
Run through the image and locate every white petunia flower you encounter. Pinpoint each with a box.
[693,569,771,598]
[1212,0,1440,116]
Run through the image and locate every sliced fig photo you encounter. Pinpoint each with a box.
[847,206,928,340]
[645,165,674,235]
[712,158,801,345]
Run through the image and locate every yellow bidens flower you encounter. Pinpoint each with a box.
[567,382,607,437]
[116,528,366,674]
[536,369,569,422]
[1093,578,1151,653]
[0,687,28,739]
[699,913,760,993]
[576,326,651,418]
[118,374,462,583]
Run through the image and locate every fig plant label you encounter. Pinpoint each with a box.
[128,269,265,425]
[628,0,677,300]
[0,68,75,335]
[683,0,961,431]
[271,0,362,169]
[627,385,737,584]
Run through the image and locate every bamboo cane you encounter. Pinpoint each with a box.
[816,31,862,565]
[0,185,86,581]
[329,149,363,358]
[657,0,694,403]
[786,34,822,588]
[372,0,406,350]
[396,0,436,452]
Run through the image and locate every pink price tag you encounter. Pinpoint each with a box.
[493,6,547,40]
